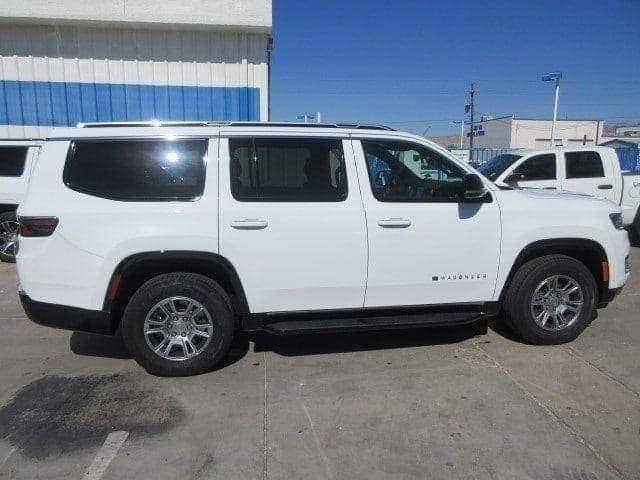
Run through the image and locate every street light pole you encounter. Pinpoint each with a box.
[453,120,464,149]
[550,78,560,147]
[542,72,563,148]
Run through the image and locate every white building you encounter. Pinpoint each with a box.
[468,116,604,149]
[0,0,272,139]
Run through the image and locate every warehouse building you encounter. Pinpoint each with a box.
[468,115,604,149]
[0,0,272,139]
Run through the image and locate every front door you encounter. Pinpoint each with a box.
[506,153,560,190]
[352,138,501,307]
[219,135,367,313]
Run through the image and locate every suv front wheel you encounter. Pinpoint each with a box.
[504,255,597,345]
[122,273,235,376]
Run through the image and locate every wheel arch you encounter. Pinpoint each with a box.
[499,238,609,303]
[104,251,249,329]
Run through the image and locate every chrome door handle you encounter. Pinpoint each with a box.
[377,218,412,228]
[231,219,269,230]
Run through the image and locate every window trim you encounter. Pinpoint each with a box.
[229,136,349,203]
[564,151,605,179]
[0,146,29,178]
[361,139,466,204]
[62,138,208,202]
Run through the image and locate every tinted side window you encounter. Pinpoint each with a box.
[362,140,465,202]
[565,151,605,178]
[64,140,207,201]
[513,154,556,181]
[229,138,347,202]
[0,147,28,177]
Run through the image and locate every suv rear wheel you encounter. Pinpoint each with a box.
[122,272,234,376]
[504,255,597,345]
[0,211,19,263]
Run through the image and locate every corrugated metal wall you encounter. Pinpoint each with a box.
[0,23,269,138]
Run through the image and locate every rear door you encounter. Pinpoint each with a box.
[505,153,560,190]
[561,150,618,202]
[219,134,367,313]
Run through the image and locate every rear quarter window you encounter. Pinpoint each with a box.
[63,139,207,201]
[0,147,28,177]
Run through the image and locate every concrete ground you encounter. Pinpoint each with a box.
[0,249,638,480]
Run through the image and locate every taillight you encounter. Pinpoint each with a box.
[18,216,59,237]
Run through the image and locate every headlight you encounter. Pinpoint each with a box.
[609,213,624,230]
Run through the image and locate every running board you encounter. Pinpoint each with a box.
[260,311,483,335]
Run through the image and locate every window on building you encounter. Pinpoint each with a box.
[512,154,556,181]
[0,147,28,177]
[230,138,347,202]
[362,139,465,202]
[64,139,207,201]
[565,151,605,178]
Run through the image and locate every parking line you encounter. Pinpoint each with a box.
[472,343,624,479]
[301,402,333,480]
[0,447,16,469]
[81,431,129,480]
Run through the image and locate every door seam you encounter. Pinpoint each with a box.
[349,135,369,308]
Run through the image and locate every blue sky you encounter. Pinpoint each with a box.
[270,0,639,135]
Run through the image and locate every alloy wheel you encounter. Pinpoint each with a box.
[530,274,584,331]
[144,296,214,361]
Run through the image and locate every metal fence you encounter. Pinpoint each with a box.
[454,147,640,171]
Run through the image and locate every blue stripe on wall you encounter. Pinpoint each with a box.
[0,80,260,126]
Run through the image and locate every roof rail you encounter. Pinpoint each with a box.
[335,123,395,131]
[76,120,396,131]
[76,121,224,128]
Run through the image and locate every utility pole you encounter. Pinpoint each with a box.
[466,83,475,161]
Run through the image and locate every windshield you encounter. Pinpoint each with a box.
[478,154,523,181]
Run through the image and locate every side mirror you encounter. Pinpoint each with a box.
[462,173,488,202]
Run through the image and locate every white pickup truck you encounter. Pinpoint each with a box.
[478,146,640,236]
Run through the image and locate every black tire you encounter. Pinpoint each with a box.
[0,211,18,263]
[504,255,597,345]
[629,211,640,247]
[121,272,235,376]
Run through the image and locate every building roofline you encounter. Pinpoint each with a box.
[0,0,272,33]
[469,115,514,124]
[513,117,602,122]
[0,17,271,33]
[472,115,602,124]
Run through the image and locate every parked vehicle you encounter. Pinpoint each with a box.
[478,147,640,237]
[0,140,41,262]
[17,122,630,376]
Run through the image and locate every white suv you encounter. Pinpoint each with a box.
[16,122,631,376]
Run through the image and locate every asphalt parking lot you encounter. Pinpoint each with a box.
[0,249,638,480]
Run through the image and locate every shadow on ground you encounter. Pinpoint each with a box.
[69,330,251,372]
[252,321,490,356]
[69,322,506,361]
